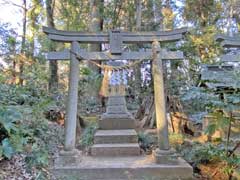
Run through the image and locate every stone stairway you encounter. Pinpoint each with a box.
[53,95,193,179]
[91,96,141,156]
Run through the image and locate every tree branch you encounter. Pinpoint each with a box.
[228,141,240,157]
[1,0,25,9]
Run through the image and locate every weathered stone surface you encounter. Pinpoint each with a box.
[91,143,141,156]
[52,155,193,180]
[154,148,179,165]
[93,94,141,157]
[152,41,169,151]
[64,42,80,151]
[94,129,138,144]
[107,96,126,105]
[55,149,81,166]
[99,117,135,129]
[106,105,128,114]
[104,96,130,115]
[101,113,133,119]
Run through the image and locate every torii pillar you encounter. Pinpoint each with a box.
[152,41,176,164]
[58,41,81,164]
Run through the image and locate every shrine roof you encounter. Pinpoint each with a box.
[200,65,240,89]
[215,34,240,48]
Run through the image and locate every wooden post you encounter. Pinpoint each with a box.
[64,41,80,151]
[152,41,170,150]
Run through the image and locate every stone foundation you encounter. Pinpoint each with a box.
[52,155,193,180]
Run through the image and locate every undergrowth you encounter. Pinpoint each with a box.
[180,142,240,179]
[0,83,58,179]
[80,123,98,149]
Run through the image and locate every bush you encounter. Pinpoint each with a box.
[0,106,28,159]
[138,132,155,152]
[80,123,98,148]
[181,142,240,178]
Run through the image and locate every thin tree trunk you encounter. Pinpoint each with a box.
[19,0,27,85]
[88,0,103,73]
[135,0,142,102]
[46,0,58,92]
[226,113,233,155]
[136,0,142,30]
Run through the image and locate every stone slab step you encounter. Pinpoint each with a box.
[107,96,126,106]
[91,143,141,156]
[99,118,135,129]
[94,129,138,144]
[53,155,193,180]
[106,105,128,114]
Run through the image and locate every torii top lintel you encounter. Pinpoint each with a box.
[43,26,187,55]
[42,26,187,43]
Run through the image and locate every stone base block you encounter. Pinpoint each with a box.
[55,149,81,167]
[52,155,193,180]
[99,118,135,129]
[94,129,138,144]
[154,148,179,165]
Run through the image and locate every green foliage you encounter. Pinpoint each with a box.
[25,143,48,168]
[0,81,55,180]
[169,133,184,148]
[1,138,14,159]
[182,143,222,164]
[181,86,219,113]
[0,106,21,133]
[183,27,222,64]
[184,0,222,27]
[57,0,89,31]
[0,106,28,159]
[182,142,240,177]
[80,123,98,148]
[181,68,240,128]
[138,132,155,151]
[181,68,240,179]
[79,67,102,97]
[0,22,18,56]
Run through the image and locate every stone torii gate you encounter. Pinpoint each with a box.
[43,27,194,179]
[43,27,187,162]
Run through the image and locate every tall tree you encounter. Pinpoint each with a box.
[183,0,222,63]
[1,0,30,85]
[19,0,27,84]
[134,0,143,101]
[162,0,174,30]
[88,0,103,73]
[57,0,89,31]
[28,0,43,59]
[228,0,240,32]
[46,0,58,92]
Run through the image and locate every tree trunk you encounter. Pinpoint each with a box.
[46,0,58,92]
[19,0,27,85]
[88,0,103,73]
[134,0,142,103]
[152,0,163,30]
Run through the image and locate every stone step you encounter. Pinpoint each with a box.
[107,96,126,106]
[99,118,135,129]
[91,143,141,156]
[53,155,193,180]
[94,129,138,144]
[106,105,128,114]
